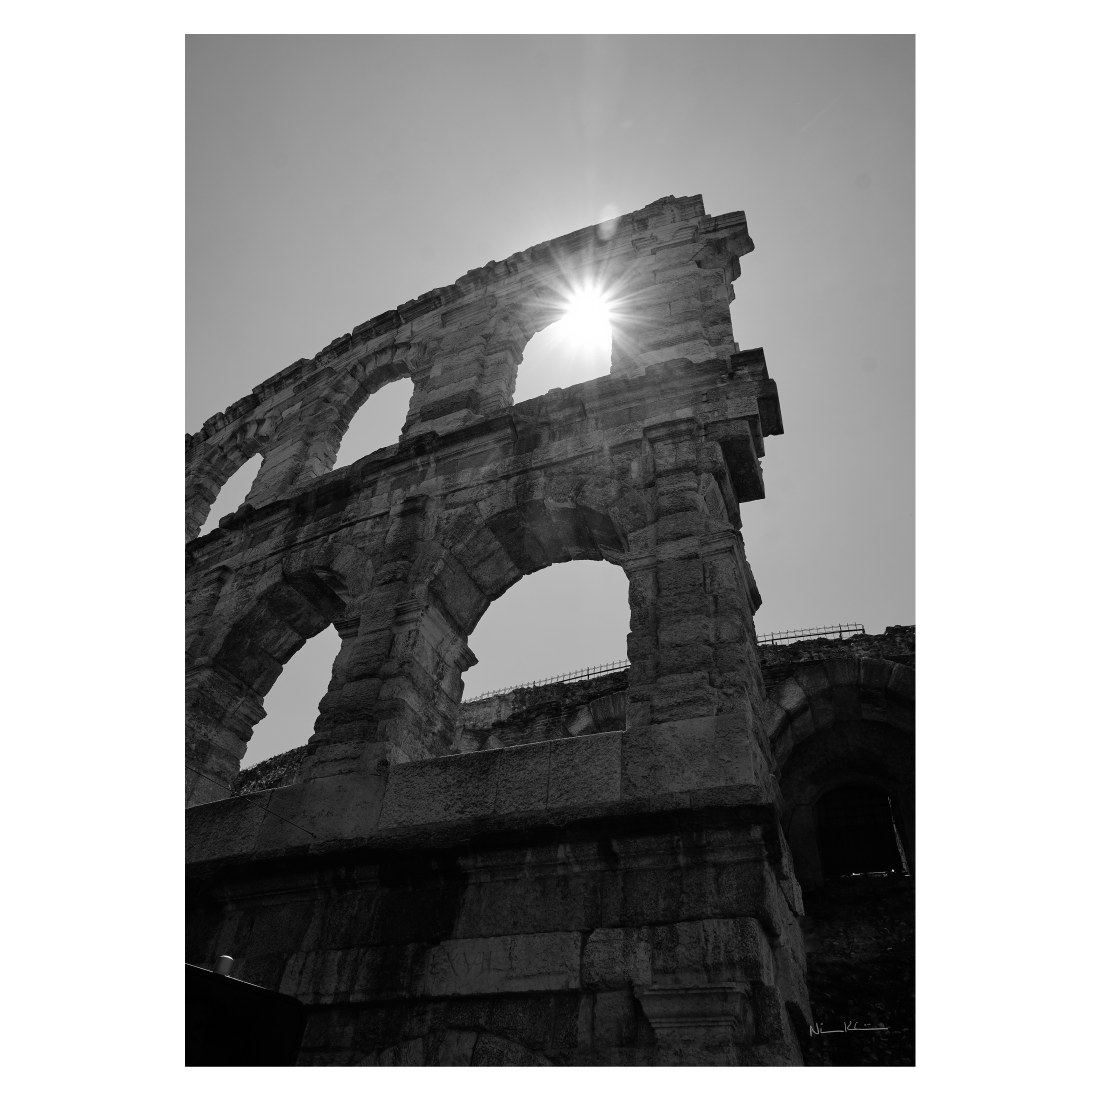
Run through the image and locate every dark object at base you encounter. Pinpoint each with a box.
[185,964,307,1066]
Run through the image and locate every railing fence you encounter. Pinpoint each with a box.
[464,624,868,702]
[464,658,630,703]
[757,623,866,645]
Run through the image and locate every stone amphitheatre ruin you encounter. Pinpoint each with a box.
[185,194,915,1066]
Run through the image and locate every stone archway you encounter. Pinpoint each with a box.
[185,420,273,541]
[185,557,361,807]
[762,658,915,888]
[275,482,647,793]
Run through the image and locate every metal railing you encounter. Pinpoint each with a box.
[463,624,867,702]
[757,623,865,645]
[464,658,630,703]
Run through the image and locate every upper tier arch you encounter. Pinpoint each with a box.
[186,196,766,541]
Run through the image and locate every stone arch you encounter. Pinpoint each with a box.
[400,242,642,437]
[762,658,915,888]
[423,477,652,642]
[185,544,372,807]
[370,480,653,761]
[303,343,416,474]
[292,477,642,778]
[504,245,649,401]
[185,416,277,541]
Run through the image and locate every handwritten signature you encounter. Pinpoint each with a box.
[810,1021,888,1036]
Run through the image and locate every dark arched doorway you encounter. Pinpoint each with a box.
[815,783,908,878]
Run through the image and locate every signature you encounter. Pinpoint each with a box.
[810,1021,888,1036]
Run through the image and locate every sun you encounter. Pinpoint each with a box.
[559,285,612,353]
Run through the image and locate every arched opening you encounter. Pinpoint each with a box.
[461,559,629,699]
[238,624,342,772]
[815,783,909,879]
[186,568,351,806]
[197,452,262,537]
[513,299,613,404]
[333,377,414,468]
[452,559,630,752]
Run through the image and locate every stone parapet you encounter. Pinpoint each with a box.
[190,718,780,865]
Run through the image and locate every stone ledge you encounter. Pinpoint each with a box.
[191,718,772,862]
[185,353,776,553]
[185,785,785,878]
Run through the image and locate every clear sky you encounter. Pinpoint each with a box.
[187,35,914,764]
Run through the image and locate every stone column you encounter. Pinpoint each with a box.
[300,496,474,782]
[184,455,229,541]
[404,304,529,438]
[621,550,659,731]
[185,661,266,807]
[644,419,722,723]
[301,599,476,783]
[612,232,740,374]
[619,417,773,799]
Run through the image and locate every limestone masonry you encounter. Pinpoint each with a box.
[186,195,914,1065]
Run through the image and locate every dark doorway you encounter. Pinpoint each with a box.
[816,784,906,878]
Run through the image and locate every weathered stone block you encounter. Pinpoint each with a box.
[859,656,895,691]
[185,790,271,862]
[593,989,640,1047]
[377,751,499,829]
[494,740,551,815]
[621,716,760,798]
[888,663,915,701]
[257,772,386,849]
[547,733,621,809]
[419,932,584,997]
[581,927,654,989]
[650,918,775,987]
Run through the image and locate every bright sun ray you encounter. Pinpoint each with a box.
[559,285,613,353]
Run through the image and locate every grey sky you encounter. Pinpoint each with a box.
[187,35,914,764]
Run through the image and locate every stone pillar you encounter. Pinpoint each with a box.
[185,461,222,542]
[621,550,659,731]
[185,661,266,807]
[300,496,475,782]
[618,417,774,800]
[301,599,476,782]
[699,528,771,759]
[645,419,722,723]
[786,802,826,889]
[404,304,529,438]
[612,231,740,374]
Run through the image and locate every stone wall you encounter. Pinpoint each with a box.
[186,195,779,813]
[234,745,310,797]
[454,670,628,752]
[758,626,915,688]
[233,627,914,791]
[186,194,767,543]
[186,196,912,1065]
[187,792,809,1065]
